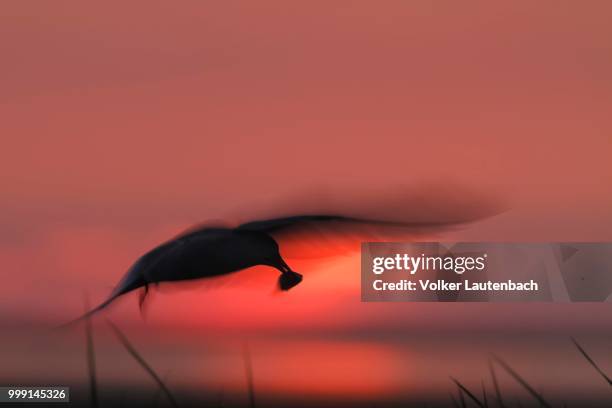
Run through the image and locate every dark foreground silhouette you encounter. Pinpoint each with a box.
[73,215,412,321]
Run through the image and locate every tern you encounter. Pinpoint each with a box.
[74,215,408,321]
[70,180,505,324]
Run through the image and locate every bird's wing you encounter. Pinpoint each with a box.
[235,215,444,259]
[238,215,354,232]
[216,183,506,259]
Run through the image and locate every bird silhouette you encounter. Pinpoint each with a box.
[64,183,505,323]
[72,215,412,322]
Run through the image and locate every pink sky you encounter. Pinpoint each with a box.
[2,1,612,324]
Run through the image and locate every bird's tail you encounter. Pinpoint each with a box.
[57,295,119,329]
[59,275,146,328]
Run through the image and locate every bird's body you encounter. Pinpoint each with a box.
[132,228,286,284]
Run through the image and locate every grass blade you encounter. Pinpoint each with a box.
[451,377,484,407]
[243,341,256,408]
[458,386,466,408]
[449,392,460,408]
[482,380,488,408]
[151,372,171,407]
[488,359,505,408]
[107,320,179,408]
[83,295,99,408]
[571,337,612,386]
[491,355,551,408]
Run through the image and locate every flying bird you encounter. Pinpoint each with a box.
[68,183,504,323]
[72,215,414,322]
